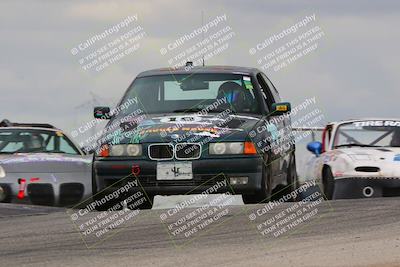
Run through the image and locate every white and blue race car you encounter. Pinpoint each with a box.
[305,118,400,199]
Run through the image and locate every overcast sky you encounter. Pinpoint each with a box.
[1,0,399,142]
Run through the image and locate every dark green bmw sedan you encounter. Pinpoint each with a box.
[91,64,297,210]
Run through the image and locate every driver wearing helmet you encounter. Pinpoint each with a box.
[23,134,44,152]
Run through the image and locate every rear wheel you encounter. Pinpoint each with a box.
[323,166,335,200]
[242,154,272,204]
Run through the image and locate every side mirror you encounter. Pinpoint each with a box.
[94,107,111,119]
[307,141,322,156]
[271,102,291,116]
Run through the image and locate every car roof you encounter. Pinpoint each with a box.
[136,65,260,78]
[331,118,400,126]
[0,126,62,132]
[0,120,58,130]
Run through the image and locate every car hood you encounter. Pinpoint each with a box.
[336,147,400,163]
[111,113,262,144]
[0,153,92,173]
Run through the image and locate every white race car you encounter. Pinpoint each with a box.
[305,118,400,199]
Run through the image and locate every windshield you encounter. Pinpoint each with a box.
[0,129,81,155]
[334,120,400,148]
[118,73,261,116]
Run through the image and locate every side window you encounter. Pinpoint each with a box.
[256,73,274,109]
[261,73,281,102]
[45,135,55,151]
[59,138,79,154]
[2,142,23,152]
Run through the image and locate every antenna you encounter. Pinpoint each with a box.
[201,10,205,67]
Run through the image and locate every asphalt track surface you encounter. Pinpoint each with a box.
[0,197,400,267]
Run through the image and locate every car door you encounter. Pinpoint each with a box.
[256,72,286,186]
[261,72,293,163]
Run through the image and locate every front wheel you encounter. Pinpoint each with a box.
[323,166,335,200]
[92,171,123,211]
[242,154,272,204]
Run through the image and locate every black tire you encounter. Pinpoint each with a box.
[242,154,272,204]
[323,166,335,200]
[92,162,123,211]
[286,153,299,201]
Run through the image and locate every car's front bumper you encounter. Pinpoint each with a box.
[0,172,92,206]
[94,157,263,195]
[334,176,400,199]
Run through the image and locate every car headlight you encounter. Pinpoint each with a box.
[110,145,125,156]
[0,165,5,178]
[126,144,142,156]
[109,144,142,157]
[228,143,244,154]
[210,143,228,154]
[209,142,256,155]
